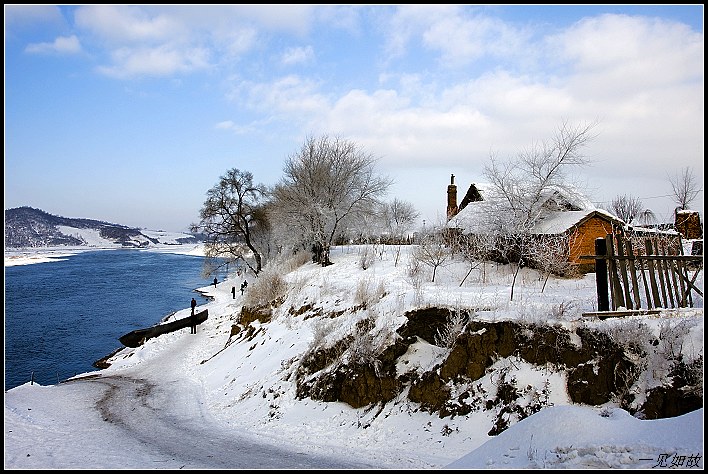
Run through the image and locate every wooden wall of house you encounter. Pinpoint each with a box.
[567,216,684,274]
[568,216,617,266]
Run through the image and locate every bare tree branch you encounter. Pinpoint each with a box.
[668,166,701,211]
[610,195,648,224]
[191,169,269,275]
[270,135,391,265]
[480,120,599,300]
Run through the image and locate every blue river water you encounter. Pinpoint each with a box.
[4,249,227,391]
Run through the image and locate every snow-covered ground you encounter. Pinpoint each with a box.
[4,244,704,469]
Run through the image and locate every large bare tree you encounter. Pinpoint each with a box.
[481,120,598,300]
[191,168,269,276]
[669,166,701,211]
[271,135,391,266]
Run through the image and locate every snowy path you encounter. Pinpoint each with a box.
[61,373,368,469]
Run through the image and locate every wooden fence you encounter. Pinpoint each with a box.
[590,234,703,313]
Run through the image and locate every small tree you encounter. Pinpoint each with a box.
[271,135,391,266]
[380,198,419,266]
[454,231,496,287]
[434,307,469,348]
[610,194,647,224]
[527,231,580,291]
[669,166,701,211]
[412,231,452,282]
[191,168,268,276]
[381,198,419,243]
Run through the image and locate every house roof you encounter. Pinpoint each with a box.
[447,183,625,235]
[532,209,622,235]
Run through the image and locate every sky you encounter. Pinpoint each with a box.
[4,5,705,233]
[4,242,704,469]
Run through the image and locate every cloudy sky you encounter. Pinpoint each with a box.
[4,5,704,232]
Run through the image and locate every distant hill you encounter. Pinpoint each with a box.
[4,206,202,248]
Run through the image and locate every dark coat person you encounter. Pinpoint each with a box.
[190,298,198,334]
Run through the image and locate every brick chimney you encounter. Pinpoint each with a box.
[447,173,458,219]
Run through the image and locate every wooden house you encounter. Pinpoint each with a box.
[444,175,680,274]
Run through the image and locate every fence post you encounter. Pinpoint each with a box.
[595,237,610,311]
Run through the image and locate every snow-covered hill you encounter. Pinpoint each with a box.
[4,206,201,248]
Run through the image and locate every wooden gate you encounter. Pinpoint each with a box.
[591,234,703,313]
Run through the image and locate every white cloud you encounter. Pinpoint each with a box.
[421,12,533,67]
[383,5,461,59]
[228,11,701,212]
[549,14,704,89]
[314,5,363,35]
[234,75,330,119]
[215,120,237,129]
[235,5,315,36]
[218,27,259,58]
[96,45,211,78]
[280,45,314,66]
[74,5,183,44]
[25,35,82,55]
[72,5,315,79]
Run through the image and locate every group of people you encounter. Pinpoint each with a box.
[230,280,248,298]
[190,277,249,334]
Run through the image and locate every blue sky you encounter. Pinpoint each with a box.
[5,5,704,232]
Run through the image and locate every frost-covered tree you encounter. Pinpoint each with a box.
[412,230,453,282]
[270,135,391,266]
[377,198,419,266]
[434,308,468,348]
[454,230,496,286]
[380,198,419,243]
[482,120,598,300]
[528,232,580,291]
[191,168,269,275]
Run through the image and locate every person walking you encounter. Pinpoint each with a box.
[213,277,218,288]
[190,298,198,334]
[231,286,236,299]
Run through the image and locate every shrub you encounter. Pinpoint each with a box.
[434,308,468,348]
[243,266,288,308]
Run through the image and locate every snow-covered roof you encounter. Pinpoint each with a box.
[448,183,623,235]
[536,184,596,212]
[532,209,619,235]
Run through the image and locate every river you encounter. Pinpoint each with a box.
[4,248,226,390]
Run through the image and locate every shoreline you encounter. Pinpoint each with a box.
[4,243,205,267]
